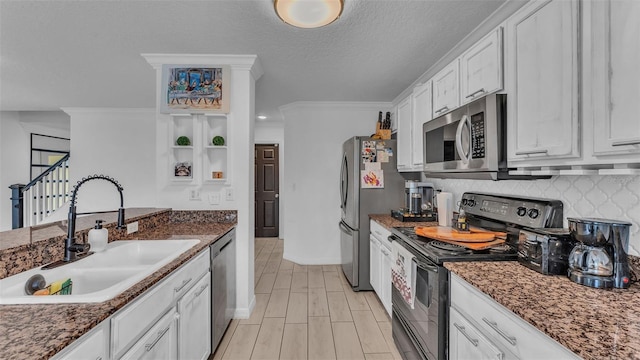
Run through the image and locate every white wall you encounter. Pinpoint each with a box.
[64,108,157,213]
[426,175,640,256]
[280,102,391,264]
[255,121,285,238]
[0,111,71,230]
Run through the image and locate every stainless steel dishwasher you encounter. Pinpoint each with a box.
[210,227,236,351]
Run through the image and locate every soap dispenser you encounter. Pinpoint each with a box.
[88,219,108,252]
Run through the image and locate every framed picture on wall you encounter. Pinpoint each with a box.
[161,65,230,114]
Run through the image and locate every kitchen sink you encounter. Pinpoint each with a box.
[0,239,200,304]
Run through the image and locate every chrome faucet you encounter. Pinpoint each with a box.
[63,175,125,262]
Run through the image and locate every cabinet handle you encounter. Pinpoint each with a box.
[482,318,517,346]
[465,88,486,99]
[453,323,478,347]
[435,106,449,115]
[174,278,193,293]
[374,230,382,237]
[515,149,548,156]
[145,325,171,352]
[195,283,209,297]
[612,139,640,147]
[381,248,390,256]
[96,357,102,360]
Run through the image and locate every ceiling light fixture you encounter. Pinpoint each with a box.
[274,0,344,29]
[257,115,267,120]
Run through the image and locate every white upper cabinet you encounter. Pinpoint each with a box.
[589,0,640,158]
[460,28,503,105]
[432,60,460,118]
[506,0,580,163]
[411,81,432,167]
[396,95,413,170]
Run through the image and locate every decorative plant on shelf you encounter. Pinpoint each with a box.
[212,136,225,146]
[176,136,191,146]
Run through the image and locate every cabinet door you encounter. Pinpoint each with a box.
[432,60,460,118]
[380,243,393,317]
[369,235,381,294]
[178,274,211,360]
[55,322,108,360]
[460,28,503,104]
[507,0,580,162]
[121,309,178,360]
[411,81,432,167]
[396,96,413,169]
[450,308,504,360]
[591,0,640,156]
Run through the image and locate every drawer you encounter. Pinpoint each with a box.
[370,220,391,243]
[111,248,210,358]
[120,308,178,360]
[53,321,109,360]
[450,273,579,359]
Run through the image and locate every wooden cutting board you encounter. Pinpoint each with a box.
[415,226,503,243]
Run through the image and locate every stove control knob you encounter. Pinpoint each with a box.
[462,199,468,206]
[467,199,476,207]
[517,207,527,217]
[528,209,540,219]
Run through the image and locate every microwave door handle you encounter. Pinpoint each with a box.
[455,115,470,164]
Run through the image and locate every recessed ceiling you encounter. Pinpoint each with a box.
[0,0,506,122]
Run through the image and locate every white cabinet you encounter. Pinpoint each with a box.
[450,273,580,360]
[379,240,392,316]
[589,0,640,158]
[120,309,179,360]
[506,0,580,163]
[460,28,503,105]
[369,220,392,317]
[411,81,432,167]
[396,96,413,170]
[450,307,505,360]
[432,60,460,118]
[369,235,381,294]
[53,322,109,360]
[178,273,211,360]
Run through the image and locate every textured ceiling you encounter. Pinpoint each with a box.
[0,0,506,121]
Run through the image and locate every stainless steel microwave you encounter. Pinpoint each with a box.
[423,94,523,180]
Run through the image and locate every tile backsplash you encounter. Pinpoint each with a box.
[426,175,640,256]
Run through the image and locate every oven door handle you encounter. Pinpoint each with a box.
[413,258,439,273]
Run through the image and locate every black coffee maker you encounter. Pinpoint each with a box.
[567,217,633,289]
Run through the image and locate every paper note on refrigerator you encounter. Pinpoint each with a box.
[364,162,381,170]
[361,169,384,188]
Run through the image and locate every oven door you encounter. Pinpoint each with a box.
[391,239,448,360]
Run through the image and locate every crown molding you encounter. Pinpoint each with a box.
[141,53,263,80]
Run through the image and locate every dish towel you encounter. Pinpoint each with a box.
[391,240,417,309]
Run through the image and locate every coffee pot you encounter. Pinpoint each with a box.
[567,217,632,289]
[405,181,434,215]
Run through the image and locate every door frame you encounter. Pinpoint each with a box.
[254,142,283,238]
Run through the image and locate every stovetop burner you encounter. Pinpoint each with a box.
[427,240,473,255]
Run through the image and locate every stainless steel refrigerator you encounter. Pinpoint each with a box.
[339,137,411,291]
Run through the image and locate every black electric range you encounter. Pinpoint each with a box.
[390,192,564,360]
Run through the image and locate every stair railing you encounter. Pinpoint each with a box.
[10,154,70,228]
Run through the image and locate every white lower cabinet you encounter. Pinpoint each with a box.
[369,220,392,317]
[450,273,580,360]
[178,274,211,360]
[120,309,178,360]
[53,321,110,360]
[450,307,505,360]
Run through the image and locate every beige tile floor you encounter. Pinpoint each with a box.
[211,238,402,360]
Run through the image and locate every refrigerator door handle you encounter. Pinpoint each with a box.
[340,152,348,209]
[339,220,353,235]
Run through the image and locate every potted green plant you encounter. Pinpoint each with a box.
[176,136,191,146]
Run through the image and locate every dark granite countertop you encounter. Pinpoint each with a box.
[445,261,640,360]
[0,220,236,360]
[369,214,439,230]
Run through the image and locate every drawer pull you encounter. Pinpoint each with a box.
[482,318,517,346]
[96,357,102,360]
[381,248,390,256]
[145,325,171,352]
[195,283,209,297]
[465,88,486,99]
[435,106,449,115]
[174,278,193,293]
[453,323,478,347]
[612,139,640,147]
[515,149,548,156]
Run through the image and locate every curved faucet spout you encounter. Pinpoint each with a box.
[64,175,125,262]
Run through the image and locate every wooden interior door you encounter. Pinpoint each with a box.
[255,144,279,237]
